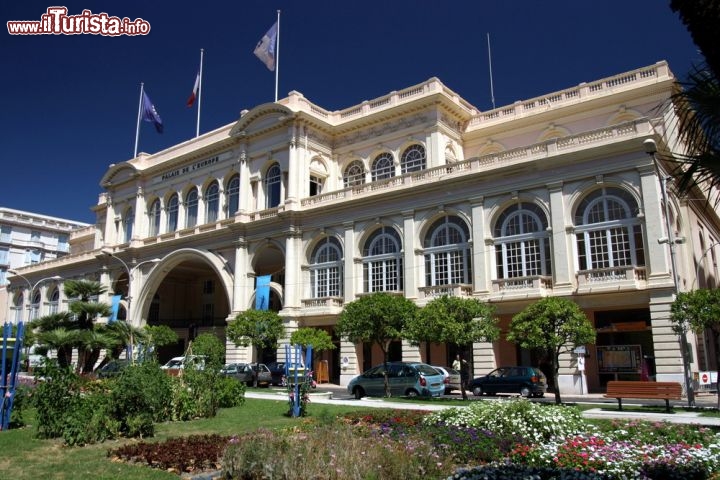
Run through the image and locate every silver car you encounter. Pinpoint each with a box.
[347,361,445,399]
[432,365,462,394]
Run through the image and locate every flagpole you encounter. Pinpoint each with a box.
[134,82,144,158]
[196,48,204,137]
[274,9,280,102]
[487,33,496,110]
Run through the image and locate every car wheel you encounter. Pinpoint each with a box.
[472,385,483,396]
[406,389,419,398]
[353,387,364,400]
[520,386,531,398]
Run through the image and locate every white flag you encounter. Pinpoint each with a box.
[254,21,278,71]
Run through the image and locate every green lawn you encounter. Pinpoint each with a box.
[0,399,369,480]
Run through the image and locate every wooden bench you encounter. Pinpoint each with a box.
[603,380,682,412]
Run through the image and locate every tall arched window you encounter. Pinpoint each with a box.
[205,181,219,223]
[167,194,179,232]
[574,187,645,270]
[494,203,551,278]
[49,288,60,315]
[148,199,161,236]
[401,144,426,174]
[343,160,365,187]
[310,237,343,298]
[423,215,472,286]
[265,163,282,208]
[30,290,41,320]
[13,293,24,323]
[362,226,403,292]
[123,207,134,243]
[186,188,198,228]
[226,174,240,216]
[371,153,394,182]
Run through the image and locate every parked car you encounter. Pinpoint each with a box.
[469,366,547,398]
[347,361,445,399]
[432,365,462,394]
[266,361,287,385]
[97,359,130,378]
[220,362,272,387]
[160,355,206,375]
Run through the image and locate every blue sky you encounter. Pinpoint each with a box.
[1,1,701,224]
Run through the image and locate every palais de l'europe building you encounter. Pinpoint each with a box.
[7,61,720,395]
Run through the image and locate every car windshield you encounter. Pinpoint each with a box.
[415,364,440,376]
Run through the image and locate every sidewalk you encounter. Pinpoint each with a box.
[247,385,720,426]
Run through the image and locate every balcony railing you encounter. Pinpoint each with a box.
[576,266,647,289]
[300,297,344,309]
[491,276,553,294]
[418,284,473,299]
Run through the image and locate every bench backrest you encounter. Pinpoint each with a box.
[605,380,682,397]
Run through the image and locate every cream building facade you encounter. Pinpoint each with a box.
[0,208,90,324]
[7,61,720,394]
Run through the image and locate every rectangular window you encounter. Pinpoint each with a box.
[309,176,323,196]
[0,225,11,242]
[57,234,69,253]
[31,230,41,242]
[0,247,8,264]
[203,303,214,325]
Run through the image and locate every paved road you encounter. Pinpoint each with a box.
[247,384,720,426]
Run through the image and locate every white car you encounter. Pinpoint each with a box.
[160,355,205,371]
[432,365,462,394]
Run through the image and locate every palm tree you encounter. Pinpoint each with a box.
[37,328,79,368]
[669,65,720,196]
[668,1,720,196]
[63,280,112,373]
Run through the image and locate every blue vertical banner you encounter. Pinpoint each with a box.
[109,294,122,323]
[255,275,271,310]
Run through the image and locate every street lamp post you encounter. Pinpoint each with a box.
[102,252,160,362]
[643,138,695,406]
[7,270,63,323]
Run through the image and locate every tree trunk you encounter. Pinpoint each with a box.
[552,352,562,405]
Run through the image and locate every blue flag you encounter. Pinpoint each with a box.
[141,90,163,133]
[254,21,278,71]
[108,294,122,323]
[255,274,271,310]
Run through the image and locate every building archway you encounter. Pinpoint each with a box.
[131,248,233,362]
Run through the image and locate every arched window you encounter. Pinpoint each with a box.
[167,194,179,232]
[226,174,240,216]
[49,288,60,315]
[423,215,472,286]
[205,181,219,223]
[343,160,365,188]
[265,163,282,208]
[574,187,645,270]
[148,199,161,236]
[362,226,403,292]
[401,144,426,174]
[13,293,24,323]
[494,203,551,278]
[371,153,394,182]
[30,290,41,320]
[123,207,134,243]
[186,188,198,228]
[310,237,343,298]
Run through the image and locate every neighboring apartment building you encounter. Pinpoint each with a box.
[7,61,720,395]
[0,208,90,323]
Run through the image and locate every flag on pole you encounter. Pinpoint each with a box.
[141,90,163,133]
[254,21,278,71]
[186,72,200,107]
